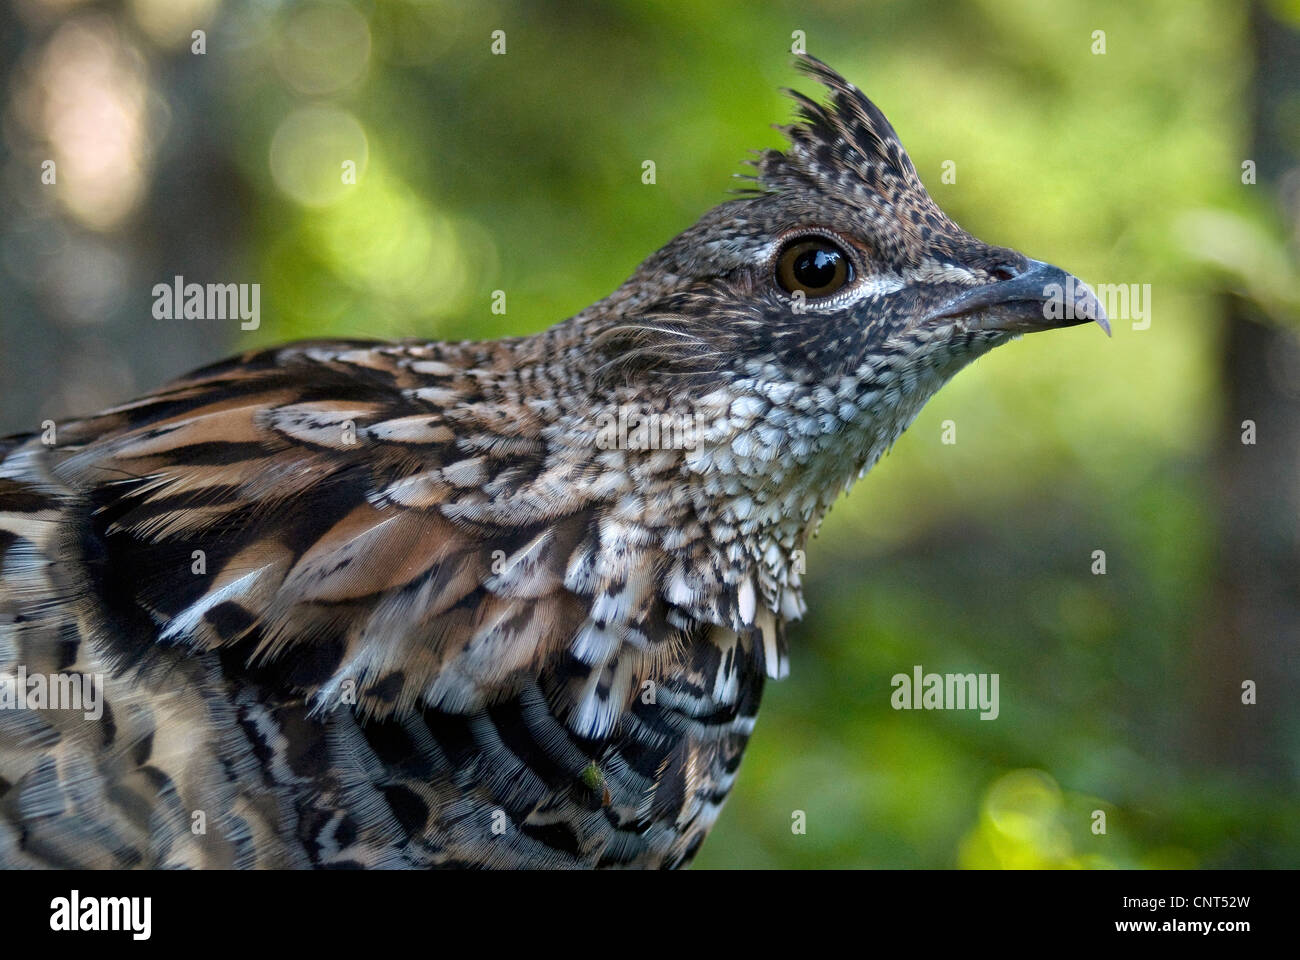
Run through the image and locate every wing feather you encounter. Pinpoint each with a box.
[6,341,703,732]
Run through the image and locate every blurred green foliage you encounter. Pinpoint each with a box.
[186,0,1300,866]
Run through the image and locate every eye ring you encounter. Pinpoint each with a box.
[774,235,855,299]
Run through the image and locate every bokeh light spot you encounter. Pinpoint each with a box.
[275,1,372,96]
[269,105,368,207]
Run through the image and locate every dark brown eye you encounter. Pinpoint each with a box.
[776,238,853,298]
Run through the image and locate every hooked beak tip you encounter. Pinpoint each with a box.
[926,259,1114,339]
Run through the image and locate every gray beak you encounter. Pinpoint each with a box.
[924,259,1112,337]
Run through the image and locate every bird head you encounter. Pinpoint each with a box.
[576,56,1109,615]
[593,55,1108,391]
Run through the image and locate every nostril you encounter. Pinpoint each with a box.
[990,263,1020,283]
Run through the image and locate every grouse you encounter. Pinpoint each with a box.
[0,56,1106,869]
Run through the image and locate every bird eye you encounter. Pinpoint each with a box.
[775,238,853,298]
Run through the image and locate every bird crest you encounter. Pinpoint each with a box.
[755,54,929,207]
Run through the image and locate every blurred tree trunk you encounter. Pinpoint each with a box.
[0,3,239,435]
[1191,3,1300,776]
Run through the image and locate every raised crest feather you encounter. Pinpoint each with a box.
[757,54,923,196]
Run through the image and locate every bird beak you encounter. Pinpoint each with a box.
[924,259,1112,337]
